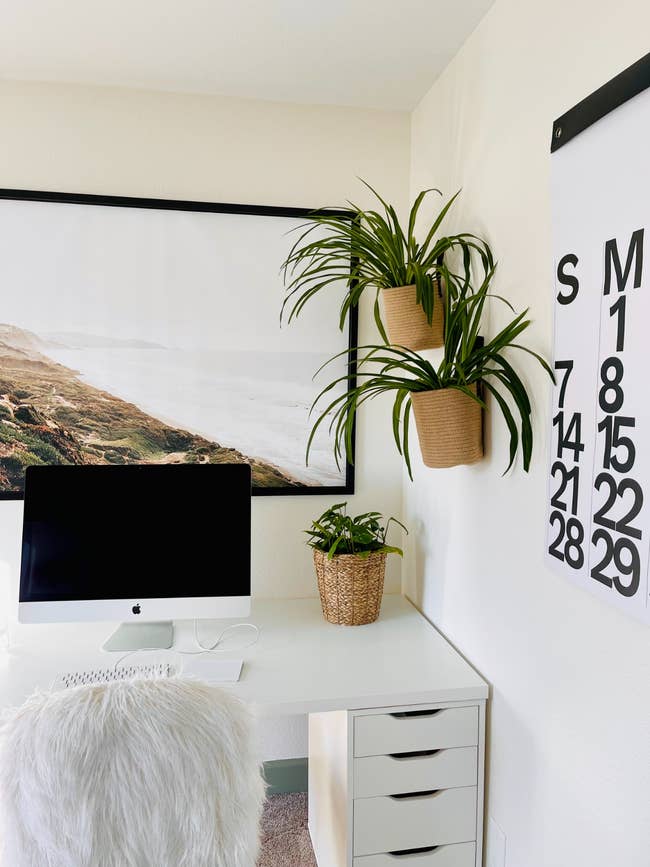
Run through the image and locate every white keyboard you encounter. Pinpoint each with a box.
[54,663,174,690]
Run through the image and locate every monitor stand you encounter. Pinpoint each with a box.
[102,621,174,652]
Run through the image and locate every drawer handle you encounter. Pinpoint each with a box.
[388,845,439,858]
[389,789,441,800]
[390,709,442,719]
[388,749,440,760]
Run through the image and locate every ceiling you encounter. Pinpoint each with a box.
[0,0,494,111]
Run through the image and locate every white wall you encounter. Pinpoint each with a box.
[0,79,410,759]
[407,2,650,865]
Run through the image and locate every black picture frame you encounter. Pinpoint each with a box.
[0,188,357,499]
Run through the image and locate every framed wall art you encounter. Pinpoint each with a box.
[0,189,357,498]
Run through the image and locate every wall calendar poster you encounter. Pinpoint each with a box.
[547,52,650,625]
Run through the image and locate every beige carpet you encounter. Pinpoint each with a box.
[259,792,317,866]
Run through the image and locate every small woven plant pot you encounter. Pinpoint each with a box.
[313,549,387,626]
[381,282,444,351]
[411,384,483,468]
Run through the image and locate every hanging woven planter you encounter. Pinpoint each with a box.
[411,384,483,468]
[313,549,387,626]
[381,277,444,351]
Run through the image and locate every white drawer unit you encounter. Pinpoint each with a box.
[308,701,486,867]
[353,787,477,857]
[354,707,479,757]
[353,841,476,867]
[354,747,478,798]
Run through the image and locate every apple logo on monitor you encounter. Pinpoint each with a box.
[132,604,141,615]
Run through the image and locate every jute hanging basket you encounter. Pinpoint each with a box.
[381,278,444,351]
[411,384,483,468]
[313,549,387,626]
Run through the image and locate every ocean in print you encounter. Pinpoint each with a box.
[44,343,346,486]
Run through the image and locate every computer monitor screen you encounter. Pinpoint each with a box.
[19,464,251,623]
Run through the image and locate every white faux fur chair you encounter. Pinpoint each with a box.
[0,677,265,867]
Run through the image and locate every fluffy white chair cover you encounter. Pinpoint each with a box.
[0,677,265,867]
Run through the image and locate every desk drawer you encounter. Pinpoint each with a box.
[353,787,477,857]
[353,841,476,867]
[354,747,477,798]
[354,707,478,757]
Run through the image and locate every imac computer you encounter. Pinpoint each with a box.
[18,463,251,651]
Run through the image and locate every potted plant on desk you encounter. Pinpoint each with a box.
[306,502,406,626]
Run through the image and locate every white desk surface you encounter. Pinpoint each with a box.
[0,595,488,716]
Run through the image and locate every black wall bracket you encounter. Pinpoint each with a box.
[551,51,650,153]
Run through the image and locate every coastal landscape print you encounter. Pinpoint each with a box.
[0,198,353,496]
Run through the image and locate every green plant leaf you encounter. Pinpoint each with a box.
[306,502,407,558]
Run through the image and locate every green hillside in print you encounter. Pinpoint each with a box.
[0,324,299,494]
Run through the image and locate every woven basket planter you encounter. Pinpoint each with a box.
[381,281,444,351]
[411,384,483,468]
[313,549,387,626]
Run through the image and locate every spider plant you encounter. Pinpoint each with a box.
[280,182,493,341]
[307,265,554,477]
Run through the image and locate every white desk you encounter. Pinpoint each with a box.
[0,594,489,867]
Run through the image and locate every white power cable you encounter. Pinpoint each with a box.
[191,621,259,653]
[112,622,260,672]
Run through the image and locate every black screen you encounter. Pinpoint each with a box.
[19,464,251,602]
